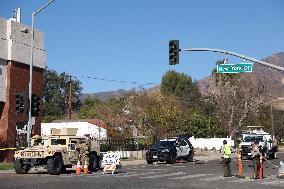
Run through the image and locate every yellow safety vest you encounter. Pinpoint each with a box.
[223,144,231,158]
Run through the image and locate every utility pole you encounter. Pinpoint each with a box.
[270,104,275,135]
[68,75,72,119]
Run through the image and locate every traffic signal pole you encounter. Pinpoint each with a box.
[180,48,284,72]
[28,0,54,148]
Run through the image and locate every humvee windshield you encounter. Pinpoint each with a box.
[51,139,66,145]
[33,139,48,146]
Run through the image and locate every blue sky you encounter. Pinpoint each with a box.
[1,0,284,93]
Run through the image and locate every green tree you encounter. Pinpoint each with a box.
[42,68,82,122]
[161,70,223,138]
[78,98,104,119]
[78,96,129,138]
[161,70,202,108]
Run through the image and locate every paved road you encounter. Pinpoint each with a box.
[0,153,283,189]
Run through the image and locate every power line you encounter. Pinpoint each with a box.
[69,73,158,86]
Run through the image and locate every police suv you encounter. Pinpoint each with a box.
[146,137,194,164]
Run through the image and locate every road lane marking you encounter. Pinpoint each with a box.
[260,180,284,185]
[172,165,186,168]
[60,175,74,177]
[199,176,228,182]
[116,171,158,178]
[170,174,213,180]
[228,178,255,183]
[140,172,186,179]
[129,168,165,171]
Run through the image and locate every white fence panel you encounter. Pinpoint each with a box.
[189,136,234,151]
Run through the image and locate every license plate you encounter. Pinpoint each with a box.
[248,153,251,155]
[153,156,158,159]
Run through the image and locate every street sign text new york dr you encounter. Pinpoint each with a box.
[217,63,253,73]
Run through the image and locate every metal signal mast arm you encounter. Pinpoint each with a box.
[180,48,284,72]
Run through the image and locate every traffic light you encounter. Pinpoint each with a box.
[31,94,41,116]
[16,94,25,114]
[169,40,179,65]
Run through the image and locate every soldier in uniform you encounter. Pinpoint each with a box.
[221,140,232,177]
[251,141,261,179]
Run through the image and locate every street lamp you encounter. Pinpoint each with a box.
[28,0,54,147]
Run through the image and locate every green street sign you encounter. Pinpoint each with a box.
[217,63,253,73]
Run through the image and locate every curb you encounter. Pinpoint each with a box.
[0,170,15,174]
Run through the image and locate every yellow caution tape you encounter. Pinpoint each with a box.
[0,148,17,151]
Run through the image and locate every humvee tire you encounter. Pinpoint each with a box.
[15,159,30,174]
[47,156,64,175]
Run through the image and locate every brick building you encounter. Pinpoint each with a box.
[0,16,46,162]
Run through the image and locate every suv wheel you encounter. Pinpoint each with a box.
[187,153,194,162]
[47,156,63,175]
[15,159,30,174]
[167,156,176,164]
[147,160,153,164]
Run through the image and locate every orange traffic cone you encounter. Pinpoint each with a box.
[84,159,89,174]
[237,153,243,178]
[259,156,263,179]
[76,160,81,174]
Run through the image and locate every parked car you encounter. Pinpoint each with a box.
[146,137,194,164]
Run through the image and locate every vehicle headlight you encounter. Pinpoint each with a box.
[162,149,170,153]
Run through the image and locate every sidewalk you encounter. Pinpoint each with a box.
[0,169,14,174]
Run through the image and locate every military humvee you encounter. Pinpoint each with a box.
[14,128,101,175]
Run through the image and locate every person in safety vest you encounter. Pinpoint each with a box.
[221,140,232,177]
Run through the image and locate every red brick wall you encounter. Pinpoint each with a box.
[0,61,43,162]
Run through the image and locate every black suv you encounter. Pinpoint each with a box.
[146,139,177,164]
